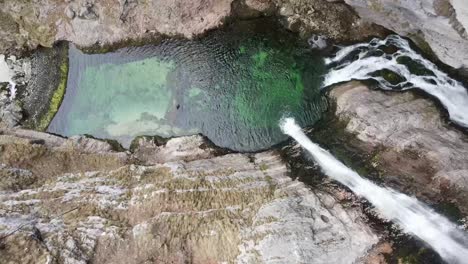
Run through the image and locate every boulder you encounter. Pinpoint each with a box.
[329,81,468,213]
[344,0,468,70]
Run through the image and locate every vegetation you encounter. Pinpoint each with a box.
[37,56,68,131]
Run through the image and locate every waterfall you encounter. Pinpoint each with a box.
[323,35,468,128]
[8,81,16,100]
[280,117,468,264]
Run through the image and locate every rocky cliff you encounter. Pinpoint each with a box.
[0,128,381,263]
[0,0,386,55]
[329,82,468,215]
[343,0,468,71]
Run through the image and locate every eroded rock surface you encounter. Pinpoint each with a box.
[0,128,379,263]
[344,0,468,70]
[0,0,387,55]
[329,82,468,213]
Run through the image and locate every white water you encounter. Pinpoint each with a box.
[280,118,468,264]
[323,35,468,128]
[0,54,16,100]
[8,81,16,100]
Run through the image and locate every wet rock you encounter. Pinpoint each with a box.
[0,130,380,263]
[329,81,468,213]
[343,0,468,69]
[308,34,329,50]
[0,101,22,127]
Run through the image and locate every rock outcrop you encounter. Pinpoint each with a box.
[329,82,468,214]
[0,0,387,55]
[343,0,468,71]
[0,128,380,263]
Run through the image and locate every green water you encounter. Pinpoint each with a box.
[49,20,328,151]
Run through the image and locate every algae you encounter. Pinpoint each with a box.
[37,57,68,131]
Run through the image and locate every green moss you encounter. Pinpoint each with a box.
[37,56,69,131]
[397,56,435,76]
[371,69,407,85]
[259,163,268,171]
[408,33,437,60]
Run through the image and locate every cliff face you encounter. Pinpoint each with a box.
[0,129,380,264]
[329,82,468,214]
[343,0,468,70]
[0,0,386,55]
[1,0,467,71]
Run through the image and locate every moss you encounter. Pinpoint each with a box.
[434,201,463,222]
[407,33,437,60]
[259,163,268,171]
[371,69,407,85]
[36,55,68,131]
[397,56,435,76]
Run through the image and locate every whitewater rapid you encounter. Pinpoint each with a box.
[323,35,468,128]
[281,117,468,264]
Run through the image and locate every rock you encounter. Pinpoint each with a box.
[343,0,468,69]
[65,6,76,19]
[0,101,22,127]
[0,0,235,51]
[131,135,217,164]
[78,5,98,20]
[359,241,393,264]
[0,130,380,263]
[329,81,468,213]
[0,0,388,55]
[308,34,329,50]
[272,0,388,41]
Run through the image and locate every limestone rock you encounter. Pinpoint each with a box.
[272,0,387,41]
[329,82,468,212]
[343,0,468,69]
[0,0,388,55]
[0,129,380,263]
[0,0,234,51]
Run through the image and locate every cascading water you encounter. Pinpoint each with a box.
[8,81,16,100]
[280,117,468,264]
[323,35,468,128]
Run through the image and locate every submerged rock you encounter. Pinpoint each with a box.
[329,81,468,214]
[0,128,380,263]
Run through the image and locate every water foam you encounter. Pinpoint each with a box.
[280,117,468,263]
[323,35,468,128]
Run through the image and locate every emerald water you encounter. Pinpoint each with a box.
[48,20,328,151]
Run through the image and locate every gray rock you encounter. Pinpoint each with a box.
[329,81,468,213]
[78,5,98,20]
[344,0,468,69]
[0,101,22,127]
[308,34,328,50]
[65,6,76,19]
[0,131,380,263]
[0,0,387,54]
